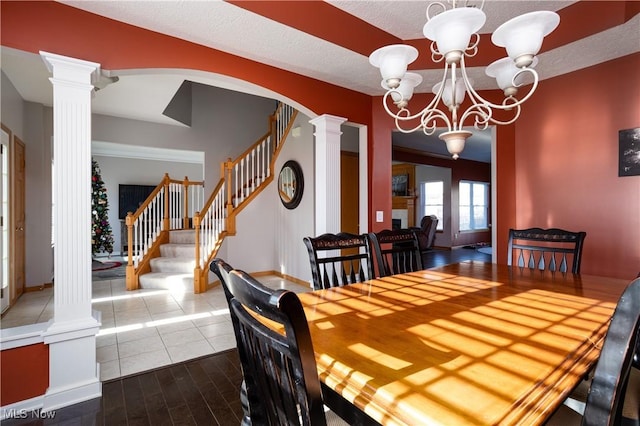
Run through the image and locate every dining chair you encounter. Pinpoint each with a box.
[507,227,586,273]
[303,232,374,290]
[547,277,640,426]
[225,268,348,426]
[369,228,423,278]
[209,258,251,426]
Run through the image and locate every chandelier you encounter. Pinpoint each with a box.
[369,1,559,159]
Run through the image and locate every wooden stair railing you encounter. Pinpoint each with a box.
[193,102,297,292]
[125,174,204,290]
[125,102,297,292]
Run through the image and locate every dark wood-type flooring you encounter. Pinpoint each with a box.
[3,248,489,426]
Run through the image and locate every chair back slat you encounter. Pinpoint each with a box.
[508,228,586,273]
[304,233,374,290]
[369,229,423,278]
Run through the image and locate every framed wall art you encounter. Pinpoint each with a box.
[619,127,640,177]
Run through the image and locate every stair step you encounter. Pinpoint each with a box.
[160,243,199,258]
[150,257,195,273]
[170,229,196,244]
[139,272,193,292]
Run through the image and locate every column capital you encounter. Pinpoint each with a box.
[40,51,100,86]
[309,114,347,137]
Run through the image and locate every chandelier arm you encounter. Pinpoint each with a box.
[393,114,434,134]
[460,56,541,111]
[459,103,492,130]
[420,108,452,134]
[382,90,439,126]
[466,33,480,58]
[426,2,448,20]
[479,101,523,126]
[381,60,451,126]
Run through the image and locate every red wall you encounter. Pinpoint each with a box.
[0,344,49,406]
[513,53,640,279]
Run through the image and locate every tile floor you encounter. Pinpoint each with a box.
[0,274,310,382]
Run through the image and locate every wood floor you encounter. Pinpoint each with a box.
[2,248,490,426]
[2,349,245,426]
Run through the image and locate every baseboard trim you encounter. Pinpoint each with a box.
[24,283,53,293]
[42,376,101,413]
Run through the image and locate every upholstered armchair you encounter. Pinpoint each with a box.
[411,215,438,254]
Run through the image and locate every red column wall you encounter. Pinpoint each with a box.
[1,344,49,406]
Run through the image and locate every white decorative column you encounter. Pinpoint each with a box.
[40,52,102,412]
[309,114,346,235]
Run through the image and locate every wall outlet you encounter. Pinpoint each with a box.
[376,211,384,222]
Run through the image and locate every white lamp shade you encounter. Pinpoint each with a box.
[491,11,559,67]
[423,8,486,58]
[383,72,423,105]
[486,57,539,92]
[369,44,418,87]
[432,77,468,108]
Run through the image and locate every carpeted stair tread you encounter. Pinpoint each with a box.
[169,230,196,244]
[159,243,201,258]
[150,256,195,273]
[139,272,193,292]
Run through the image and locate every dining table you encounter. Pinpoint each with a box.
[296,261,632,426]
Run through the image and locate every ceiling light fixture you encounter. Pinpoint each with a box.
[369,1,559,159]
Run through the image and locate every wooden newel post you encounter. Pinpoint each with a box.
[163,173,170,231]
[193,213,204,293]
[125,212,137,291]
[183,176,190,229]
[224,159,236,234]
[224,159,233,210]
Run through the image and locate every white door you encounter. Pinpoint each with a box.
[1,127,9,313]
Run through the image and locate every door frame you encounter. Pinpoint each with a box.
[0,124,10,313]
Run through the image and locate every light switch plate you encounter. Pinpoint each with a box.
[376,211,384,222]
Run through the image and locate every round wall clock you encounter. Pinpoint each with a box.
[278,160,304,209]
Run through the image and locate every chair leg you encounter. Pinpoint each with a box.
[240,380,251,426]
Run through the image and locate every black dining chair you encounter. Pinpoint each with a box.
[303,232,374,290]
[507,227,586,273]
[225,268,347,426]
[369,228,423,278]
[209,258,252,426]
[547,277,640,426]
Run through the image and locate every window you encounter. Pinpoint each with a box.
[459,181,489,231]
[421,181,443,230]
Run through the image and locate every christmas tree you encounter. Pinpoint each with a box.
[91,159,114,256]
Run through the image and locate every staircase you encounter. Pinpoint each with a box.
[124,102,297,293]
[139,229,197,292]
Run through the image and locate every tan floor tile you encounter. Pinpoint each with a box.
[160,327,205,348]
[118,334,165,358]
[166,339,214,363]
[119,349,171,377]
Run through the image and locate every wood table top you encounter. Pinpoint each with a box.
[296,261,632,426]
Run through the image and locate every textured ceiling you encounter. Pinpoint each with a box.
[2,1,639,162]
